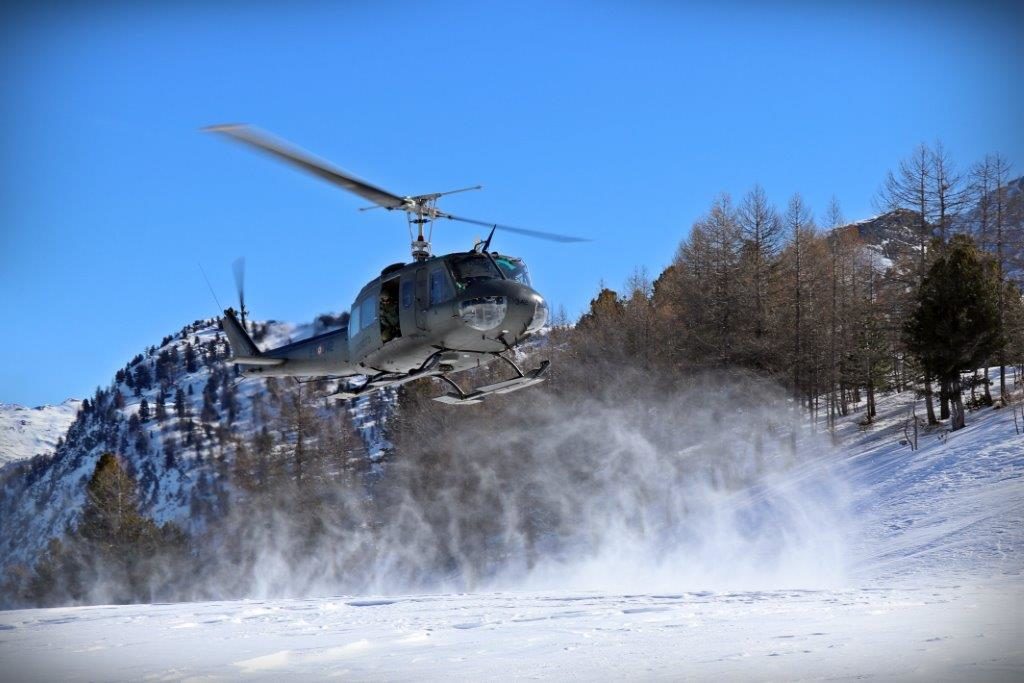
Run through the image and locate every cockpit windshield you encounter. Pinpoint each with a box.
[493,254,531,287]
[449,254,501,286]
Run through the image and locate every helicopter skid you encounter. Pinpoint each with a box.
[433,360,549,405]
[331,370,438,400]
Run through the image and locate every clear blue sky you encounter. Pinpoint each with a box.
[1,1,1021,406]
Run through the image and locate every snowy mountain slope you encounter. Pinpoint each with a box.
[0,316,389,574]
[1,378,1021,680]
[0,319,234,570]
[0,399,81,468]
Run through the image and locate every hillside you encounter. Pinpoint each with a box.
[0,399,81,468]
[0,317,390,575]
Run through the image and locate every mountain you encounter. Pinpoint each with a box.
[838,207,924,267]
[835,206,925,274]
[837,176,1024,284]
[0,399,81,468]
[0,316,391,574]
[962,174,1024,286]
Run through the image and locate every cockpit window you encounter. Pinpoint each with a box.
[493,254,531,286]
[449,254,501,286]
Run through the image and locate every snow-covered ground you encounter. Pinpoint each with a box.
[0,583,1018,681]
[0,399,81,468]
[1,382,1022,680]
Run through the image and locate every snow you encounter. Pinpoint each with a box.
[0,399,80,468]
[2,376,1022,680]
[1,584,1019,681]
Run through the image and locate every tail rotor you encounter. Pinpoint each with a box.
[232,256,248,330]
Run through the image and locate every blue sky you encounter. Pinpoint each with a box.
[1,1,1021,406]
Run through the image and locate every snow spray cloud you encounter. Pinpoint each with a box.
[215,372,854,598]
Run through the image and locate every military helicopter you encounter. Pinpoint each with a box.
[205,124,584,404]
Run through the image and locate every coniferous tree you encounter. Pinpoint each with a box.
[906,235,1003,430]
[134,430,150,455]
[174,387,186,419]
[783,193,815,401]
[184,344,198,374]
[737,184,782,368]
[155,390,167,422]
[881,143,938,423]
[201,376,219,424]
[132,363,152,396]
[163,435,177,469]
[25,454,188,606]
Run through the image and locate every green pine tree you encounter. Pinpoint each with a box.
[906,234,1003,430]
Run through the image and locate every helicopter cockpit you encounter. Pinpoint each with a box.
[448,253,501,287]
[447,252,532,289]
[492,254,531,286]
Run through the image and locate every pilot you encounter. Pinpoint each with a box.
[379,291,400,342]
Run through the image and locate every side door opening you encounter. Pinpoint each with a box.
[380,277,401,343]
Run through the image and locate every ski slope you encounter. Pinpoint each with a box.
[2,386,1022,680]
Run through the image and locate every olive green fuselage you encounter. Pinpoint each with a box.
[233,252,546,380]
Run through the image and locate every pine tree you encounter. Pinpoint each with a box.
[184,344,198,374]
[155,390,167,422]
[881,143,938,423]
[201,376,219,424]
[132,363,152,396]
[174,387,186,419]
[906,235,1003,430]
[24,454,189,606]
[163,435,177,469]
[783,193,815,401]
[134,430,150,455]
[139,397,150,422]
[737,184,782,367]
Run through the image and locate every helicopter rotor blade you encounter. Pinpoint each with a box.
[204,124,407,210]
[441,213,589,243]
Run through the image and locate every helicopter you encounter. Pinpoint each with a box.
[204,124,585,405]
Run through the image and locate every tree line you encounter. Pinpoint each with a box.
[568,143,1023,432]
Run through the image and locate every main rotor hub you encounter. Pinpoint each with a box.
[411,237,431,261]
[406,196,440,261]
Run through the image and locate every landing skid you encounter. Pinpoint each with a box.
[330,352,442,400]
[433,359,550,405]
[329,352,550,405]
